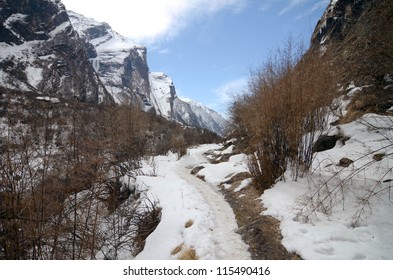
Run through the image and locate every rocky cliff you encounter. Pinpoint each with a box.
[0,0,228,135]
[310,0,393,116]
[149,72,229,136]
[68,11,151,105]
[0,0,111,103]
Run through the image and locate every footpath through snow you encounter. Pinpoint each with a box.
[134,144,251,260]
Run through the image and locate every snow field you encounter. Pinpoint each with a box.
[262,114,393,259]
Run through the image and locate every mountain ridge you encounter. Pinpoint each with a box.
[0,1,228,135]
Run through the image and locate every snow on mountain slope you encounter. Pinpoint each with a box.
[262,113,393,259]
[174,98,229,136]
[68,11,151,104]
[150,72,229,136]
[148,72,175,118]
[0,0,110,103]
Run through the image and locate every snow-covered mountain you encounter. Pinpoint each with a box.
[68,11,151,105]
[68,11,228,135]
[149,72,229,136]
[0,1,228,135]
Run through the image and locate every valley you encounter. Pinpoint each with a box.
[1,0,392,261]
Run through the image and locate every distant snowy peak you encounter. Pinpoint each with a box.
[174,98,229,137]
[68,11,227,135]
[67,10,228,135]
[149,72,229,136]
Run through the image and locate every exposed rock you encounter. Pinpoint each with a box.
[68,11,151,105]
[310,0,393,117]
[313,135,338,152]
[1,1,229,135]
[338,157,353,167]
[149,72,229,136]
[373,153,385,162]
[222,172,251,185]
[69,12,228,135]
[0,0,111,103]
[190,165,205,175]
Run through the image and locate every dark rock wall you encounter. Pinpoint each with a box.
[0,0,112,103]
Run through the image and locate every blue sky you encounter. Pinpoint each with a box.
[62,0,330,116]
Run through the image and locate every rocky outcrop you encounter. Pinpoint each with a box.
[0,1,228,135]
[0,0,111,103]
[311,0,393,84]
[68,11,151,105]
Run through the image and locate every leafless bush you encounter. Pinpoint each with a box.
[230,36,336,192]
[132,196,162,256]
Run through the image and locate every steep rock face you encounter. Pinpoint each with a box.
[0,2,228,135]
[173,98,229,137]
[0,0,110,103]
[150,72,229,136]
[311,0,393,84]
[310,0,393,114]
[68,11,151,105]
[149,72,175,118]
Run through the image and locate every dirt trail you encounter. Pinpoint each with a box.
[176,149,251,259]
[197,146,301,260]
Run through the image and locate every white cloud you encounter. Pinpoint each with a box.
[259,3,271,12]
[157,48,171,54]
[62,0,247,44]
[279,0,310,15]
[299,0,329,18]
[212,77,248,108]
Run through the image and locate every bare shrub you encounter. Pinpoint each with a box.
[230,36,336,192]
[132,196,162,256]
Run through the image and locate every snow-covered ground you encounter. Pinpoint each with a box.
[135,144,251,260]
[262,114,393,259]
[125,113,392,260]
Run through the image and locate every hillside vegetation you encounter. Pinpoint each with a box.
[229,37,338,192]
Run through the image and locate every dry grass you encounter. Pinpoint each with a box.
[171,243,184,256]
[179,248,198,260]
[185,220,194,228]
[171,243,199,260]
[229,36,336,192]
